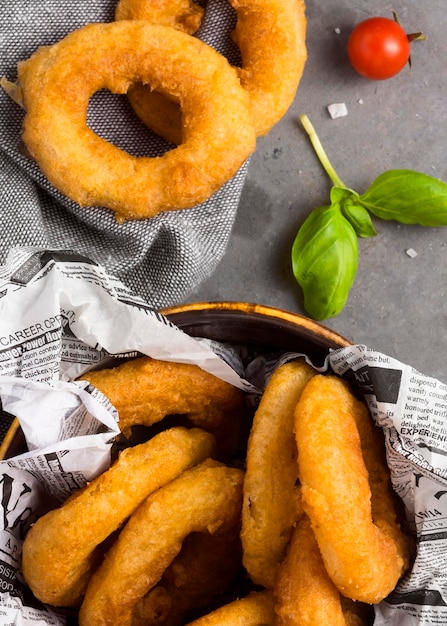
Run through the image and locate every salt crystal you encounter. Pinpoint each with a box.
[327,103,348,119]
[406,248,418,258]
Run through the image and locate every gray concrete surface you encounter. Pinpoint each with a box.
[187,0,447,384]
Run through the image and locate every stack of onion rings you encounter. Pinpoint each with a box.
[21,427,215,607]
[8,0,307,221]
[78,459,244,625]
[19,355,413,624]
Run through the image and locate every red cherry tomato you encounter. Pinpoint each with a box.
[347,17,411,80]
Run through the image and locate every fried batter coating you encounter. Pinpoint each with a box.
[16,21,256,221]
[184,590,276,625]
[21,427,215,607]
[274,514,370,626]
[294,375,412,604]
[127,86,183,146]
[229,0,307,137]
[126,0,307,142]
[241,359,315,588]
[133,526,242,625]
[115,0,204,34]
[78,356,245,456]
[78,459,244,626]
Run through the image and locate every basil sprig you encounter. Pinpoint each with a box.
[292,114,447,320]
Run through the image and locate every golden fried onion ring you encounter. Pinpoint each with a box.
[125,0,307,141]
[21,427,215,607]
[16,21,256,221]
[78,459,243,625]
[115,0,204,34]
[241,359,315,588]
[229,0,307,137]
[134,523,242,624]
[274,514,371,626]
[78,356,245,457]
[294,375,412,604]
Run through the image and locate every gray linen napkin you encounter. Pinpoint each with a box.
[0,0,247,308]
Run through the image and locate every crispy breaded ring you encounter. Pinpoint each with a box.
[241,359,315,588]
[274,514,370,626]
[78,356,245,457]
[21,427,215,607]
[185,590,275,625]
[16,21,256,222]
[230,0,307,137]
[134,524,242,625]
[78,459,244,626]
[294,375,412,604]
[115,0,204,34]
[126,0,307,142]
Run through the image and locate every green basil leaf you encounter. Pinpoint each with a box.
[329,187,376,236]
[291,204,358,320]
[341,200,377,237]
[330,186,359,205]
[360,169,447,226]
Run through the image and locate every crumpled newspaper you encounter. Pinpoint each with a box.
[0,0,248,308]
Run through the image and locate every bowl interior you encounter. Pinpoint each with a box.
[165,302,350,360]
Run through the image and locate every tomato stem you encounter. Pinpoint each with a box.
[299,114,347,189]
[392,10,427,43]
[407,32,427,42]
[391,10,401,25]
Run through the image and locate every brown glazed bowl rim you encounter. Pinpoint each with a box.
[0,301,352,460]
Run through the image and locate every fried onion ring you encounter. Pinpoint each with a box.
[125,0,307,141]
[115,0,204,34]
[133,525,242,625]
[78,459,244,626]
[294,375,412,604]
[21,427,215,607]
[274,514,370,626]
[241,359,315,588]
[230,0,307,137]
[16,21,256,221]
[78,356,245,457]
[184,590,275,625]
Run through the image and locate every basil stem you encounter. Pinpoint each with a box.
[299,114,347,188]
[291,204,358,320]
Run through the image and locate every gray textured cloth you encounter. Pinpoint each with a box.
[0,0,247,307]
